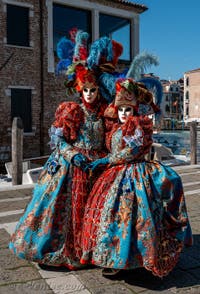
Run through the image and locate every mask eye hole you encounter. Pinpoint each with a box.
[126,107,132,112]
[90,88,97,93]
[83,88,88,93]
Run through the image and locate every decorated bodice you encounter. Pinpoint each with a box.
[109,127,142,164]
[73,104,105,152]
[51,101,106,162]
[107,116,153,165]
[111,128,123,154]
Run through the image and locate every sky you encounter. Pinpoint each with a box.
[131,0,200,80]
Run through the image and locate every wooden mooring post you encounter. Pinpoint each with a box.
[190,121,197,165]
[12,117,23,185]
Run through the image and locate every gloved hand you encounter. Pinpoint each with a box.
[72,154,88,169]
[47,158,60,176]
[132,146,140,156]
[86,157,109,172]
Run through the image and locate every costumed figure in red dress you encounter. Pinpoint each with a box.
[9,31,123,269]
[81,78,193,277]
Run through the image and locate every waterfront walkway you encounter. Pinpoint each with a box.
[0,164,200,293]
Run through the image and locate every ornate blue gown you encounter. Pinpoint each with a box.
[9,102,107,269]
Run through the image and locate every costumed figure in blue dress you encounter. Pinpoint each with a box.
[9,31,123,269]
[80,78,193,277]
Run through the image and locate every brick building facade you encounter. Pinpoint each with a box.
[0,0,147,169]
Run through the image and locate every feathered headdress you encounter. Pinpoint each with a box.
[86,37,123,102]
[56,30,123,102]
[115,78,154,108]
[104,78,158,120]
[124,51,162,120]
[126,51,159,81]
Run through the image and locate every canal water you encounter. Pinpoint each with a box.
[153,130,200,163]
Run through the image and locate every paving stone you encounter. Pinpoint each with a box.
[0,191,16,200]
[71,290,91,294]
[175,286,200,294]
[161,268,199,290]
[141,290,172,294]
[0,199,29,212]
[178,252,200,270]
[0,166,200,294]
[37,267,71,279]
[0,222,17,235]
[181,175,200,182]
[118,268,166,292]
[46,274,87,294]
[0,248,29,269]
[89,283,135,294]
[184,184,200,192]
[186,267,200,282]
[0,213,22,224]
[75,268,120,288]
[0,266,41,286]
[0,228,10,248]
[0,279,53,294]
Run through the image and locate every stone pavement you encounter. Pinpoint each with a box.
[0,165,200,294]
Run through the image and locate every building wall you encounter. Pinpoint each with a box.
[0,0,143,170]
[184,69,200,123]
[0,0,42,165]
[160,80,184,129]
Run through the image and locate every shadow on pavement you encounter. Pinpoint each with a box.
[105,234,200,291]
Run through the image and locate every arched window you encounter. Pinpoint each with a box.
[186,77,189,86]
[186,91,189,100]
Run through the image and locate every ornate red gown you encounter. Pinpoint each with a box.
[81,115,192,277]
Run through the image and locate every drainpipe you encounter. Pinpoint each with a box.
[39,0,44,155]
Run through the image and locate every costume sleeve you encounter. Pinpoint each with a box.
[52,101,84,162]
[58,140,80,162]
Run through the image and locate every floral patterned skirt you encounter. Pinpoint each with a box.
[80,160,193,277]
[9,151,91,269]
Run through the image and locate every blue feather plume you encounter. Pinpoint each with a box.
[126,51,159,81]
[87,36,113,69]
[55,59,72,75]
[73,31,89,61]
[139,77,163,106]
[113,68,129,79]
[56,37,74,60]
[98,73,116,103]
[138,76,163,122]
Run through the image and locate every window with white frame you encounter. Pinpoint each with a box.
[7,4,29,46]
[48,1,139,72]
[11,88,32,132]
[99,13,131,61]
[53,4,91,52]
